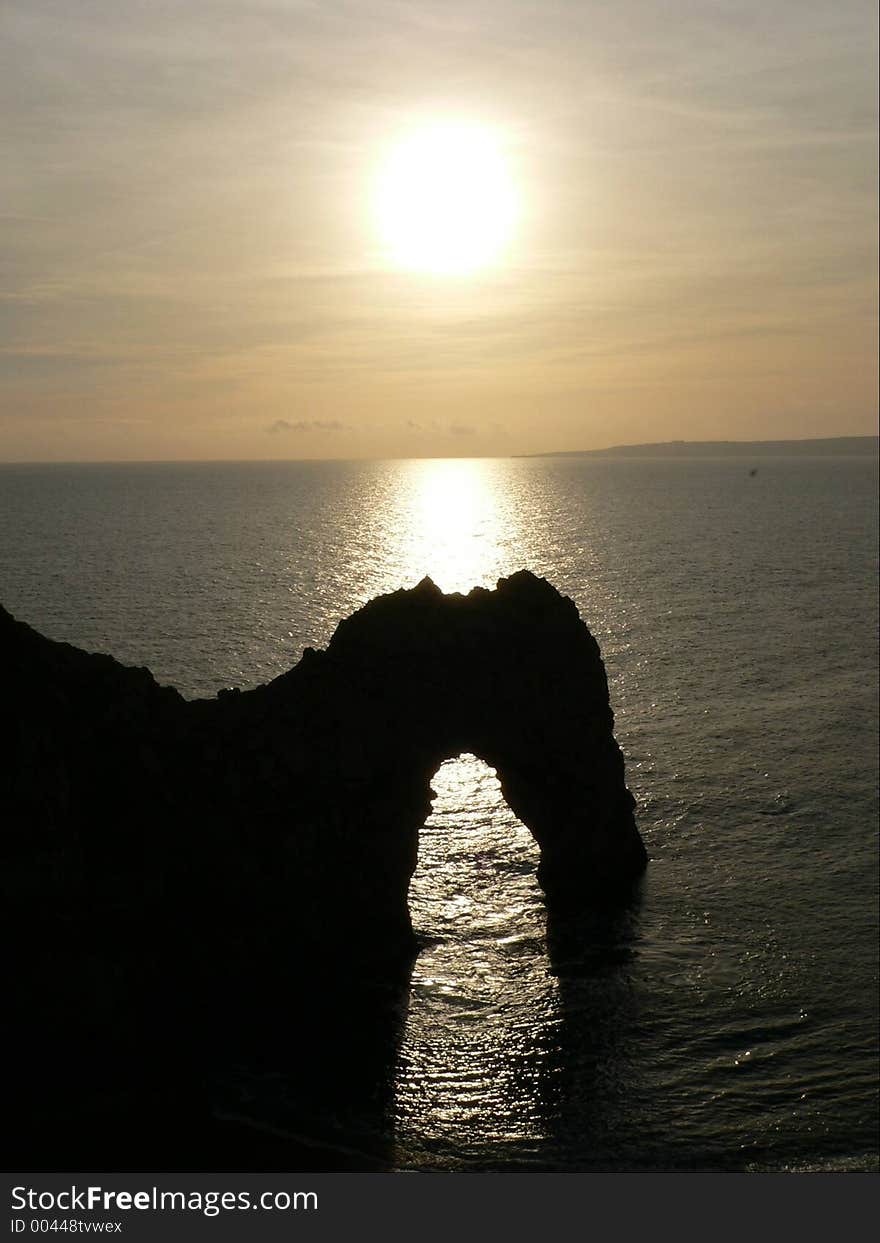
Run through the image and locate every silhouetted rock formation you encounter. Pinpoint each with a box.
[3,571,646,1166]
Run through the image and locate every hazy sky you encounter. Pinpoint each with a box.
[2,0,877,460]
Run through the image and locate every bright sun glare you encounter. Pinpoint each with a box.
[373,122,519,275]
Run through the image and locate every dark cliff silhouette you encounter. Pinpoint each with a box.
[3,570,646,1168]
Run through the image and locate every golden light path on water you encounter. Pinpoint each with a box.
[376,457,513,595]
[361,459,565,1163]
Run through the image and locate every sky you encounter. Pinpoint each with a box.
[1,0,877,461]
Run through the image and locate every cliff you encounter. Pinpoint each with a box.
[3,571,646,1166]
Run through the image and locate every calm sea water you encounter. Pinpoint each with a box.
[2,455,877,1171]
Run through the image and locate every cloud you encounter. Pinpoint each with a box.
[403,419,476,436]
[267,418,349,434]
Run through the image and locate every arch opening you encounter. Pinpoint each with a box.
[408,752,544,941]
[394,753,560,1160]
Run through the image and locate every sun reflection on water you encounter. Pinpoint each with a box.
[392,754,562,1166]
[372,458,520,597]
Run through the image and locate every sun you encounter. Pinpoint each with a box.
[373,122,519,275]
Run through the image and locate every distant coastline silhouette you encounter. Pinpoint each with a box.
[4,570,645,1169]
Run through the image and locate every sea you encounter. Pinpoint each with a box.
[1,454,877,1172]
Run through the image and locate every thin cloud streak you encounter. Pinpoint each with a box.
[267,419,350,434]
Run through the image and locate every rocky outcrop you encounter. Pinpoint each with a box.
[2,571,646,1166]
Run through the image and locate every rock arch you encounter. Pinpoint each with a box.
[199,571,648,976]
[3,572,647,980]
[3,570,647,1165]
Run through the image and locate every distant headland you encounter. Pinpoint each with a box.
[526,436,879,459]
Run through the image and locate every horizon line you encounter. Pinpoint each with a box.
[1,433,877,467]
